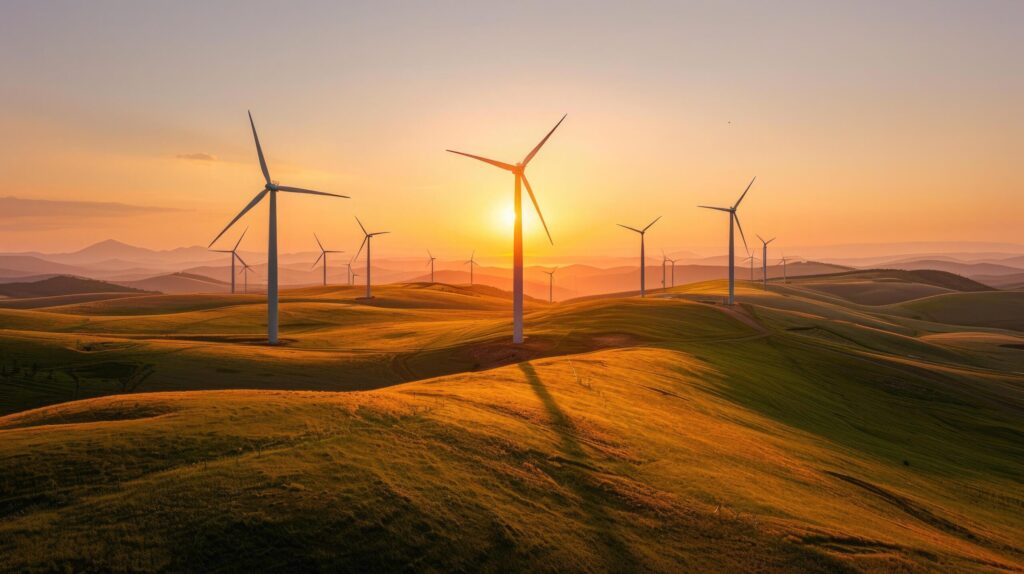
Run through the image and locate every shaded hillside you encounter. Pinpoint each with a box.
[118,272,230,294]
[0,275,148,299]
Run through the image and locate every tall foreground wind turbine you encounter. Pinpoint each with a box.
[353,217,389,299]
[426,250,437,283]
[617,217,661,297]
[209,227,248,294]
[542,267,558,303]
[210,112,348,344]
[698,177,755,305]
[312,234,343,287]
[757,235,775,290]
[447,115,565,344]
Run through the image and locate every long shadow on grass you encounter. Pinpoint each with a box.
[519,362,639,570]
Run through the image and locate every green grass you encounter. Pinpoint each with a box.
[0,279,1022,572]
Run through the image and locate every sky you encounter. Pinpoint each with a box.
[1,0,1021,261]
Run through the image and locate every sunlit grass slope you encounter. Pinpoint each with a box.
[1,342,1021,572]
[0,276,1022,571]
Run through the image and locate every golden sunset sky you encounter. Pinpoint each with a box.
[1,1,1021,259]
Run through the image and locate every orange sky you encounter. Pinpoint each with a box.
[1,2,1021,259]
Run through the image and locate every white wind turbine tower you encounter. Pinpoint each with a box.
[448,115,565,344]
[698,177,756,305]
[426,250,437,283]
[542,267,558,303]
[465,250,477,286]
[353,217,389,299]
[757,235,775,290]
[312,234,344,287]
[617,217,661,297]
[208,227,247,294]
[209,111,348,344]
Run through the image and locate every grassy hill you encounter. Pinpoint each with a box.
[0,279,1021,571]
[0,275,149,299]
[116,272,229,294]
[780,269,992,305]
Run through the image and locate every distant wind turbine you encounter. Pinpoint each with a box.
[447,115,565,344]
[698,177,755,305]
[311,234,343,287]
[346,260,354,286]
[353,217,389,299]
[542,267,558,303]
[617,217,661,297]
[208,227,247,294]
[209,111,348,344]
[661,250,668,289]
[426,250,437,283]
[743,252,759,281]
[666,254,679,288]
[757,235,775,290]
[778,254,790,283]
[238,258,254,294]
[465,250,477,286]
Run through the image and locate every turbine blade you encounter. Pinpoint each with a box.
[767,237,776,244]
[354,235,368,261]
[446,150,515,171]
[248,111,272,185]
[314,233,324,252]
[617,224,642,233]
[233,226,248,251]
[311,252,323,268]
[521,174,553,245]
[210,249,233,253]
[277,185,348,199]
[643,215,662,232]
[734,212,749,252]
[697,205,731,213]
[522,114,567,167]
[733,176,756,209]
[427,249,433,259]
[355,216,368,236]
[370,231,390,236]
[235,253,249,267]
[209,189,268,247]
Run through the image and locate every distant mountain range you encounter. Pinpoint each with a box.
[0,240,1020,299]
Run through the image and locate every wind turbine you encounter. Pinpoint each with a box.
[353,217,389,299]
[698,177,755,305]
[757,235,775,290]
[617,217,661,297]
[426,250,437,283]
[465,250,477,286]
[238,258,255,294]
[778,254,790,283]
[666,254,679,288]
[447,115,565,344]
[209,111,348,344]
[661,250,668,289]
[743,251,759,281]
[209,227,247,294]
[346,260,354,286]
[311,234,343,287]
[542,267,558,303]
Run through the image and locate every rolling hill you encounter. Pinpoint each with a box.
[0,275,149,299]
[0,278,1021,571]
[117,272,231,294]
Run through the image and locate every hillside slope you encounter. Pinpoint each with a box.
[0,275,148,298]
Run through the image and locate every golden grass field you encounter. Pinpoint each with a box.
[0,272,1022,572]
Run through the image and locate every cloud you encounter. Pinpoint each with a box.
[0,196,186,220]
[176,152,218,162]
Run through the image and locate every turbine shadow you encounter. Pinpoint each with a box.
[518,362,639,569]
